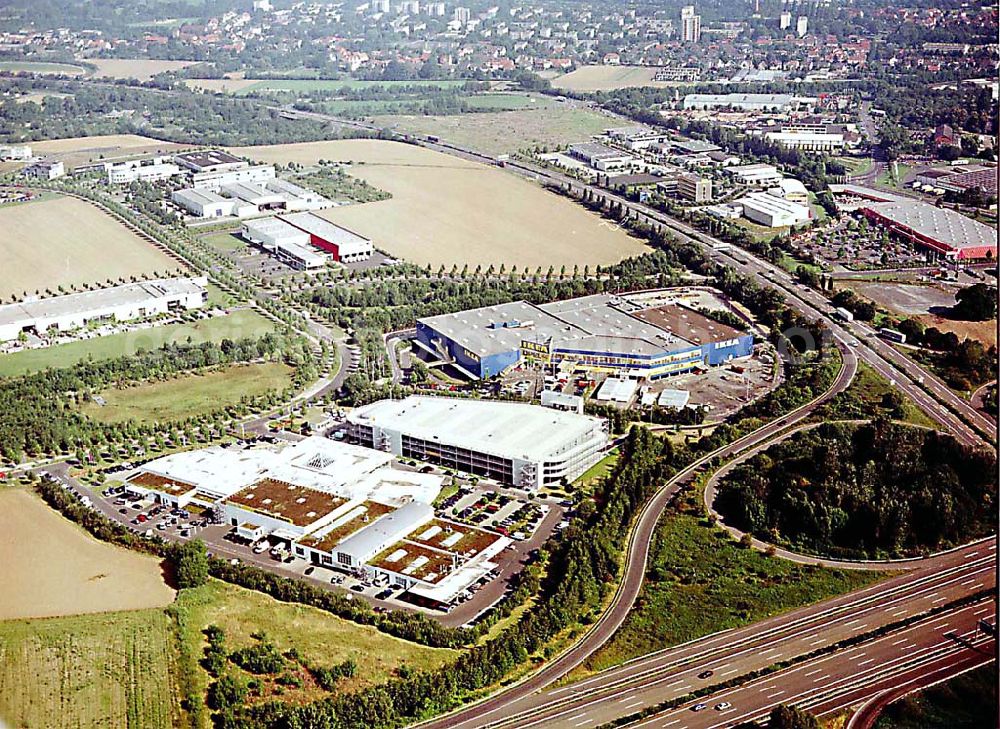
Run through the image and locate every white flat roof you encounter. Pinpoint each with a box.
[348,396,606,463]
[596,377,638,402]
[864,200,998,252]
[740,192,811,217]
[174,188,229,206]
[279,212,372,253]
[129,436,395,502]
[0,277,206,328]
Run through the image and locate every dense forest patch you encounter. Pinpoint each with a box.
[714,419,997,560]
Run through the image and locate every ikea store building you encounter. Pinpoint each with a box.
[414,293,753,380]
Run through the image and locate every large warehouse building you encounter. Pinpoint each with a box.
[125,436,510,608]
[241,217,328,270]
[239,212,372,266]
[861,200,997,261]
[279,212,374,262]
[346,396,610,490]
[0,277,207,342]
[414,293,753,381]
[739,191,812,227]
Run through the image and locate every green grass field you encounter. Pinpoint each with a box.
[202,232,247,253]
[577,512,884,674]
[0,608,181,729]
[237,78,468,95]
[173,580,456,718]
[79,362,294,424]
[374,105,618,155]
[0,309,276,378]
[0,61,86,76]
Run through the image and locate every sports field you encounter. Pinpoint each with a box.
[87,58,199,80]
[0,608,181,729]
[228,140,649,268]
[375,103,615,155]
[0,61,86,76]
[0,309,276,377]
[80,362,294,424]
[551,65,683,91]
[0,195,181,300]
[0,489,175,620]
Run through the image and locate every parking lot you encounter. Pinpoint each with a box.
[49,446,566,626]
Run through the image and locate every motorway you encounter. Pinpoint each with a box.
[631,599,995,729]
[422,542,995,729]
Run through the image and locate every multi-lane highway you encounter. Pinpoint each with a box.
[631,599,995,729]
[421,542,995,729]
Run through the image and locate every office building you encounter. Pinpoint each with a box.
[680,5,701,43]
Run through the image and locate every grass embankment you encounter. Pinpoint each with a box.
[575,511,883,676]
[0,609,181,729]
[874,663,997,728]
[0,309,275,377]
[172,580,457,718]
[80,362,294,424]
[814,361,937,428]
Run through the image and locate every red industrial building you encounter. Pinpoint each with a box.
[860,200,997,261]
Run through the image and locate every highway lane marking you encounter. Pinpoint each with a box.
[803,669,822,677]
[965,551,979,558]
[623,700,644,709]
[889,608,908,616]
[974,608,991,616]
[851,623,868,631]
[719,668,738,676]
[933,621,951,629]
[661,720,680,727]
[766,690,785,699]
[812,674,829,683]
[619,696,638,703]
[890,638,909,646]
[932,596,948,604]
[857,658,875,667]
[807,637,826,646]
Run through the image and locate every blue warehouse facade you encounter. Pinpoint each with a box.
[415,293,754,381]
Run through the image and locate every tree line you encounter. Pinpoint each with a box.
[0,334,307,464]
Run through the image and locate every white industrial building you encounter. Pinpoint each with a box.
[191,164,276,190]
[173,178,332,219]
[739,191,812,227]
[763,131,845,151]
[569,142,635,171]
[126,436,508,608]
[725,163,784,187]
[171,188,235,218]
[0,144,32,160]
[0,277,208,342]
[682,93,813,112]
[767,178,809,204]
[595,377,639,403]
[105,156,182,184]
[24,158,64,179]
[174,149,248,174]
[279,212,374,262]
[346,396,609,490]
[241,217,328,270]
